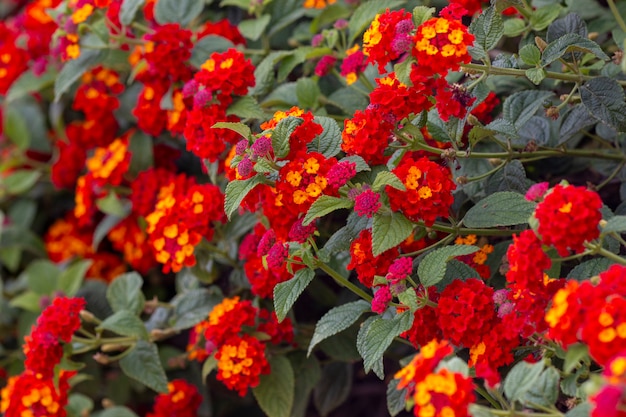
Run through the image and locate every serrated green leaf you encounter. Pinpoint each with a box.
[21,259,59,295]
[566,258,614,280]
[308,116,342,158]
[227,96,266,120]
[372,212,414,257]
[437,357,470,376]
[412,6,436,27]
[302,196,353,226]
[530,4,562,31]
[313,362,352,417]
[435,259,481,291]
[417,245,479,287]
[558,103,596,145]
[212,121,251,139]
[224,175,264,219]
[239,14,272,41]
[565,402,591,417]
[525,68,545,85]
[6,67,56,103]
[340,155,370,172]
[170,288,222,330]
[503,90,554,130]
[348,0,406,44]
[580,77,626,132]
[520,44,541,66]
[503,18,527,37]
[97,406,140,417]
[272,116,303,159]
[469,7,504,53]
[547,13,587,43]
[9,291,41,312]
[520,366,560,408]
[154,0,203,26]
[58,259,92,296]
[308,300,370,356]
[463,191,535,228]
[603,215,626,234]
[503,361,545,403]
[253,356,294,417]
[397,288,418,312]
[120,0,144,25]
[485,160,528,195]
[468,405,499,417]
[119,340,168,393]
[387,378,407,417]
[98,310,149,339]
[67,393,94,417]
[54,50,104,101]
[106,272,145,315]
[296,77,321,109]
[3,105,30,150]
[372,171,405,192]
[357,311,414,375]
[541,33,609,67]
[274,268,315,322]
[563,343,589,374]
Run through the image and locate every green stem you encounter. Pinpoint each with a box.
[464,161,507,183]
[316,260,373,302]
[475,386,502,410]
[596,161,625,190]
[607,0,626,33]
[402,234,456,257]
[585,242,626,265]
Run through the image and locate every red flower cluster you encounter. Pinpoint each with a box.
[546,265,626,366]
[534,184,603,256]
[388,154,456,226]
[146,379,202,417]
[347,229,399,287]
[363,9,414,72]
[142,24,193,83]
[0,371,74,417]
[506,230,552,294]
[590,354,626,417]
[215,335,270,396]
[395,340,474,417]
[342,109,393,165]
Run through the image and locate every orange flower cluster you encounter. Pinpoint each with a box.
[145,176,225,273]
[187,297,293,396]
[348,229,399,288]
[1,371,74,417]
[454,235,494,279]
[395,340,474,417]
[342,109,393,165]
[303,0,336,8]
[387,154,456,226]
[546,265,626,366]
[146,379,202,417]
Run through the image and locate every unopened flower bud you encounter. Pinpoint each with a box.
[535,36,548,51]
[93,353,111,365]
[101,343,126,352]
[334,19,348,30]
[80,310,98,323]
[456,176,468,185]
[545,106,560,120]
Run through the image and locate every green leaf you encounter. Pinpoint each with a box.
[190,35,235,68]
[22,259,60,295]
[119,340,168,393]
[3,170,41,195]
[224,175,264,220]
[418,245,480,287]
[463,191,535,228]
[98,310,149,339]
[272,116,303,159]
[371,212,414,257]
[357,311,414,375]
[106,272,145,315]
[310,4,351,33]
[541,34,609,67]
[525,68,546,85]
[274,268,315,322]
[372,171,405,192]
[307,116,342,158]
[436,259,480,291]
[387,378,407,417]
[529,4,562,31]
[412,6,436,27]
[567,258,614,280]
[308,300,370,356]
[313,362,352,417]
[323,212,369,253]
[565,402,591,417]
[202,355,218,381]
[558,104,597,145]
[93,214,124,249]
[520,366,560,408]
[67,393,94,417]
[296,77,320,109]
[468,405,499,417]
[603,215,626,234]
[397,288,418,312]
[212,121,251,139]
[227,96,266,120]
[503,18,527,37]
[154,0,203,26]
[96,406,140,417]
[438,357,469,376]
[239,14,272,41]
[519,44,541,66]
[120,0,144,25]
[253,355,295,417]
[469,7,504,54]
[54,50,104,101]
[580,77,626,132]
[9,291,41,312]
[6,67,56,103]
[3,105,30,150]
[547,13,587,43]
[341,155,370,172]
[128,131,153,177]
[96,192,130,217]
[503,361,545,403]
[170,288,222,330]
[563,343,589,374]
[503,90,554,130]
[302,196,353,226]
[485,160,528,195]
[348,0,406,44]
[58,259,92,296]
